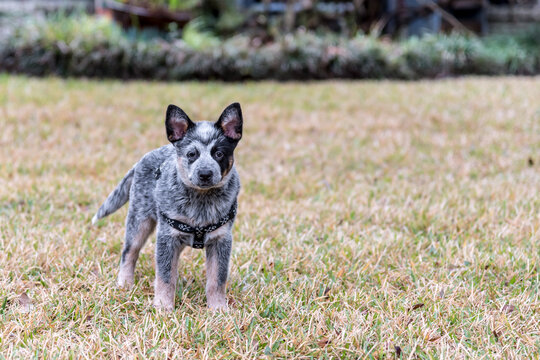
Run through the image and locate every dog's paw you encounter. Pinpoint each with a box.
[117,274,134,289]
[208,298,229,312]
[153,298,174,312]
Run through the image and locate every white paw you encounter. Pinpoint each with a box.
[117,273,134,289]
[208,298,229,311]
[153,298,174,312]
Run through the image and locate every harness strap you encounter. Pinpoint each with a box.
[160,200,237,249]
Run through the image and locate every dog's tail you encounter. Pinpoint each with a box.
[92,167,136,225]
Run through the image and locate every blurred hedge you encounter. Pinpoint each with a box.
[0,15,538,80]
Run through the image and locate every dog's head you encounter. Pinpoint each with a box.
[165,103,243,190]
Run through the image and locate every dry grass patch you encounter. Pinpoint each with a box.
[0,75,539,358]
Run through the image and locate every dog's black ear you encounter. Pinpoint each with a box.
[165,105,194,143]
[215,103,242,140]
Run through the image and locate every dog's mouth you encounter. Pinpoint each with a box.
[189,177,223,190]
[196,180,217,189]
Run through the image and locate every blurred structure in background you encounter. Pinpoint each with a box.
[0,0,539,36]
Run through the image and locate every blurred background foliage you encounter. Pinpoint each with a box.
[0,0,538,79]
[117,0,202,11]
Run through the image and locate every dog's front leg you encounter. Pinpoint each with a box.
[154,231,184,311]
[205,233,232,311]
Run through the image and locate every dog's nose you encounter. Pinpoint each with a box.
[198,170,213,182]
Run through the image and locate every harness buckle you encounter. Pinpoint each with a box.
[193,228,205,249]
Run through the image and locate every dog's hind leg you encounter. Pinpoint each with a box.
[117,211,155,289]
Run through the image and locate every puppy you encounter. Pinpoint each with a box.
[92,103,243,311]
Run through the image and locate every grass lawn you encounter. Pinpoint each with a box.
[0,75,539,358]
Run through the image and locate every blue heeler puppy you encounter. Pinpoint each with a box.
[92,103,243,311]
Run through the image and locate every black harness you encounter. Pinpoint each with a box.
[155,165,237,249]
[160,202,237,249]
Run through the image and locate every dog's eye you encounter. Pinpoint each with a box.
[214,150,224,160]
[187,150,198,160]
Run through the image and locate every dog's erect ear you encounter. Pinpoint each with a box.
[165,105,194,143]
[215,103,243,140]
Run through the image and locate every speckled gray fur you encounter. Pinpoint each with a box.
[93,103,243,311]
